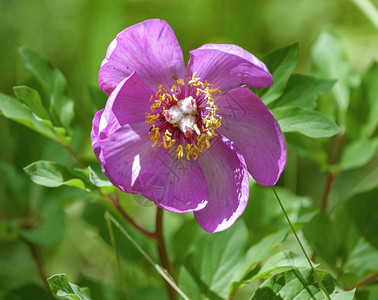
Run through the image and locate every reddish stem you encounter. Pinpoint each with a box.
[347,272,378,290]
[106,191,156,240]
[24,239,52,294]
[155,207,177,300]
[59,141,86,169]
[321,127,344,211]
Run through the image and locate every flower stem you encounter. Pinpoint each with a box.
[105,211,129,299]
[23,239,52,294]
[348,272,378,290]
[321,127,344,211]
[272,187,331,300]
[350,0,378,30]
[59,141,86,169]
[105,191,156,240]
[106,212,188,299]
[155,207,177,300]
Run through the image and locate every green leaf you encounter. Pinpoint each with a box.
[360,62,378,137]
[0,93,58,141]
[24,160,91,191]
[172,219,205,266]
[302,211,341,269]
[258,44,298,105]
[251,251,310,281]
[242,228,289,277]
[48,274,92,300]
[273,106,340,138]
[271,74,335,109]
[19,47,74,130]
[242,186,312,243]
[179,221,248,299]
[345,62,378,140]
[251,268,355,299]
[311,31,350,114]
[335,190,378,285]
[13,85,50,120]
[88,166,112,187]
[332,151,378,204]
[338,138,376,171]
[229,228,289,297]
[0,92,70,145]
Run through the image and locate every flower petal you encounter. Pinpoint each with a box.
[135,149,209,213]
[99,19,185,95]
[194,136,249,233]
[99,71,154,138]
[217,87,286,186]
[91,109,104,161]
[99,121,158,194]
[186,44,273,92]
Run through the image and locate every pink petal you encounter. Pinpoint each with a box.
[194,136,249,233]
[99,121,158,194]
[136,149,209,213]
[91,109,104,161]
[99,71,154,138]
[217,87,286,186]
[99,19,185,95]
[186,44,273,93]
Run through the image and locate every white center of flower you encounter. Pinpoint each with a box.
[163,96,200,138]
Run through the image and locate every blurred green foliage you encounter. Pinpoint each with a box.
[0,0,377,299]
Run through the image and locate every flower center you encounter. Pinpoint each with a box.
[145,72,222,160]
[163,96,200,138]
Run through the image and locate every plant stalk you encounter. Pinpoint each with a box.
[273,187,331,300]
[106,192,157,240]
[321,127,344,211]
[24,239,52,294]
[155,207,177,300]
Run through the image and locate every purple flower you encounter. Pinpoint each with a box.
[91,19,286,232]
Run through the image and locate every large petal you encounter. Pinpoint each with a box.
[99,19,185,95]
[135,149,208,213]
[99,121,158,194]
[99,71,154,138]
[194,136,249,233]
[186,44,273,93]
[217,87,286,186]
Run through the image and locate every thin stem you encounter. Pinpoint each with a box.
[321,173,336,211]
[23,239,51,294]
[321,127,344,211]
[347,272,378,290]
[273,187,331,300]
[155,207,177,300]
[105,212,129,299]
[105,191,156,240]
[106,212,189,300]
[350,0,378,30]
[59,141,86,169]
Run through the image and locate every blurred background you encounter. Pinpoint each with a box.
[0,0,377,299]
[1,0,377,95]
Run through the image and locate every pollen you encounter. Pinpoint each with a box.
[145,72,222,160]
